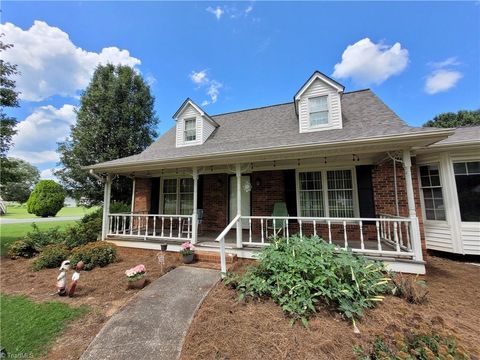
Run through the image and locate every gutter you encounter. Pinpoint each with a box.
[89,169,105,182]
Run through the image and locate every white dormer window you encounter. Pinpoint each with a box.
[309,95,329,127]
[184,118,196,142]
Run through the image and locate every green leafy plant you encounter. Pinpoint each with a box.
[24,223,64,250]
[64,217,102,249]
[26,180,65,217]
[7,240,37,259]
[32,244,70,271]
[225,235,392,327]
[355,326,471,359]
[70,242,117,270]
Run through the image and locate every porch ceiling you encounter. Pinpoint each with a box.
[89,131,451,176]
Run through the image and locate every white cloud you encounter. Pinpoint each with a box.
[189,70,223,106]
[9,104,76,164]
[332,38,409,85]
[0,21,141,101]
[189,70,208,85]
[245,5,253,14]
[206,6,224,20]
[425,69,463,94]
[40,167,60,180]
[424,57,463,95]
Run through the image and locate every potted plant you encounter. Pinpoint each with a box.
[125,264,147,289]
[160,243,168,252]
[180,242,195,264]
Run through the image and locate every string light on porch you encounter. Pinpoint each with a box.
[324,156,327,164]
[352,154,360,162]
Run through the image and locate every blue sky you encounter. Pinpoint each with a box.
[2,1,479,178]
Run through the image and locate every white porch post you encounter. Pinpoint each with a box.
[130,177,136,213]
[101,174,112,240]
[236,164,243,248]
[402,150,423,261]
[192,167,198,244]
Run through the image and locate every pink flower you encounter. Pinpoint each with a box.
[181,242,195,251]
[125,264,146,278]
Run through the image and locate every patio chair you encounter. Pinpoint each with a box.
[181,209,203,238]
[267,202,289,237]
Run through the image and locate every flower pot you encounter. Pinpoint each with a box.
[160,244,168,252]
[182,253,194,264]
[127,277,147,289]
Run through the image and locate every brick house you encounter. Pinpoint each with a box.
[86,71,480,274]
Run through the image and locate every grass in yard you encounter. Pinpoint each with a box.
[1,206,98,219]
[0,221,76,256]
[0,293,89,357]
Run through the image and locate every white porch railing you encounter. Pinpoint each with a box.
[107,213,193,241]
[216,214,241,276]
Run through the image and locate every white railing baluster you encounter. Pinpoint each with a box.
[398,220,404,248]
[123,216,126,235]
[387,220,391,241]
[405,222,411,250]
[343,221,347,249]
[161,216,165,237]
[261,218,264,243]
[188,217,191,239]
[145,216,149,238]
[394,222,400,252]
[273,219,276,239]
[376,220,382,251]
[328,220,332,244]
[359,220,364,250]
[313,220,317,237]
[153,216,156,237]
[286,220,289,241]
[249,218,252,243]
[130,215,133,235]
[169,217,173,238]
[299,220,303,237]
[178,217,181,238]
[137,216,141,236]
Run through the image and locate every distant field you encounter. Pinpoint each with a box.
[0,221,76,256]
[1,206,98,219]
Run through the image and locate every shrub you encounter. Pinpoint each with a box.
[109,201,130,214]
[70,242,117,270]
[32,245,70,271]
[8,240,37,259]
[24,223,65,251]
[392,274,428,304]
[26,180,65,217]
[225,236,392,326]
[64,217,102,249]
[355,327,471,359]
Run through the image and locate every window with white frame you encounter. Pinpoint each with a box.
[453,161,480,222]
[327,170,354,217]
[299,172,324,217]
[298,169,355,218]
[184,118,196,142]
[419,165,446,221]
[309,96,329,127]
[162,178,194,215]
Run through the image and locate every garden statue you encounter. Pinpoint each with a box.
[57,260,71,296]
[68,261,84,297]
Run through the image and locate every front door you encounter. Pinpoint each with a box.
[229,176,251,229]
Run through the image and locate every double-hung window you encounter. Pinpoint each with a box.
[309,96,329,127]
[184,118,196,142]
[298,169,355,218]
[419,165,446,221]
[453,161,480,222]
[162,178,194,215]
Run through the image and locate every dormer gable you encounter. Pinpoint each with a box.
[173,98,219,147]
[294,71,344,133]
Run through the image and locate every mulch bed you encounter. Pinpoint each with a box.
[0,248,184,360]
[180,256,480,360]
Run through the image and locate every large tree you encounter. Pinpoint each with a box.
[424,109,480,128]
[0,157,40,203]
[56,64,158,205]
[0,35,19,158]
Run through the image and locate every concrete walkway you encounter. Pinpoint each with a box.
[80,266,220,360]
[0,216,81,224]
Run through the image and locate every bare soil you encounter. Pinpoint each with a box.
[0,249,183,360]
[180,256,480,360]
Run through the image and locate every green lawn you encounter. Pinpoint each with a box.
[0,221,76,256]
[0,293,88,357]
[1,206,98,219]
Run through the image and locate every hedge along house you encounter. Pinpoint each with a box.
[86,71,458,275]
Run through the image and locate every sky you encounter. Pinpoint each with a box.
[1,1,479,179]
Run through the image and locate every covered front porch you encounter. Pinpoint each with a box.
[98,144,427,273]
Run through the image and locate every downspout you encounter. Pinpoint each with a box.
[89,169,105,183]
[387,152,402,216]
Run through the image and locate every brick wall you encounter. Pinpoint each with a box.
[133,178,152,213]
[201,173,229,232]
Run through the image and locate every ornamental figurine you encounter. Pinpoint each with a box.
[57,260,71,296]
[68,261,84,297]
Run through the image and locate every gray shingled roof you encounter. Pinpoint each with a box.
[89,89,450,169]
[428,126,480,147]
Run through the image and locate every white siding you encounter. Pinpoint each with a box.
[461,224,480,254]
[298,78,342,133]
[424,222,454,252]
[175,103,216,147]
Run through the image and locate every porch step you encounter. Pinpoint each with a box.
[195,250,238,264]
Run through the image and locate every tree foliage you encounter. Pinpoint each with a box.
[0,34,20,158]
[26,180,66,217]
[56,64,158,205]
[424,109,480,128]
[0,157,40,202]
